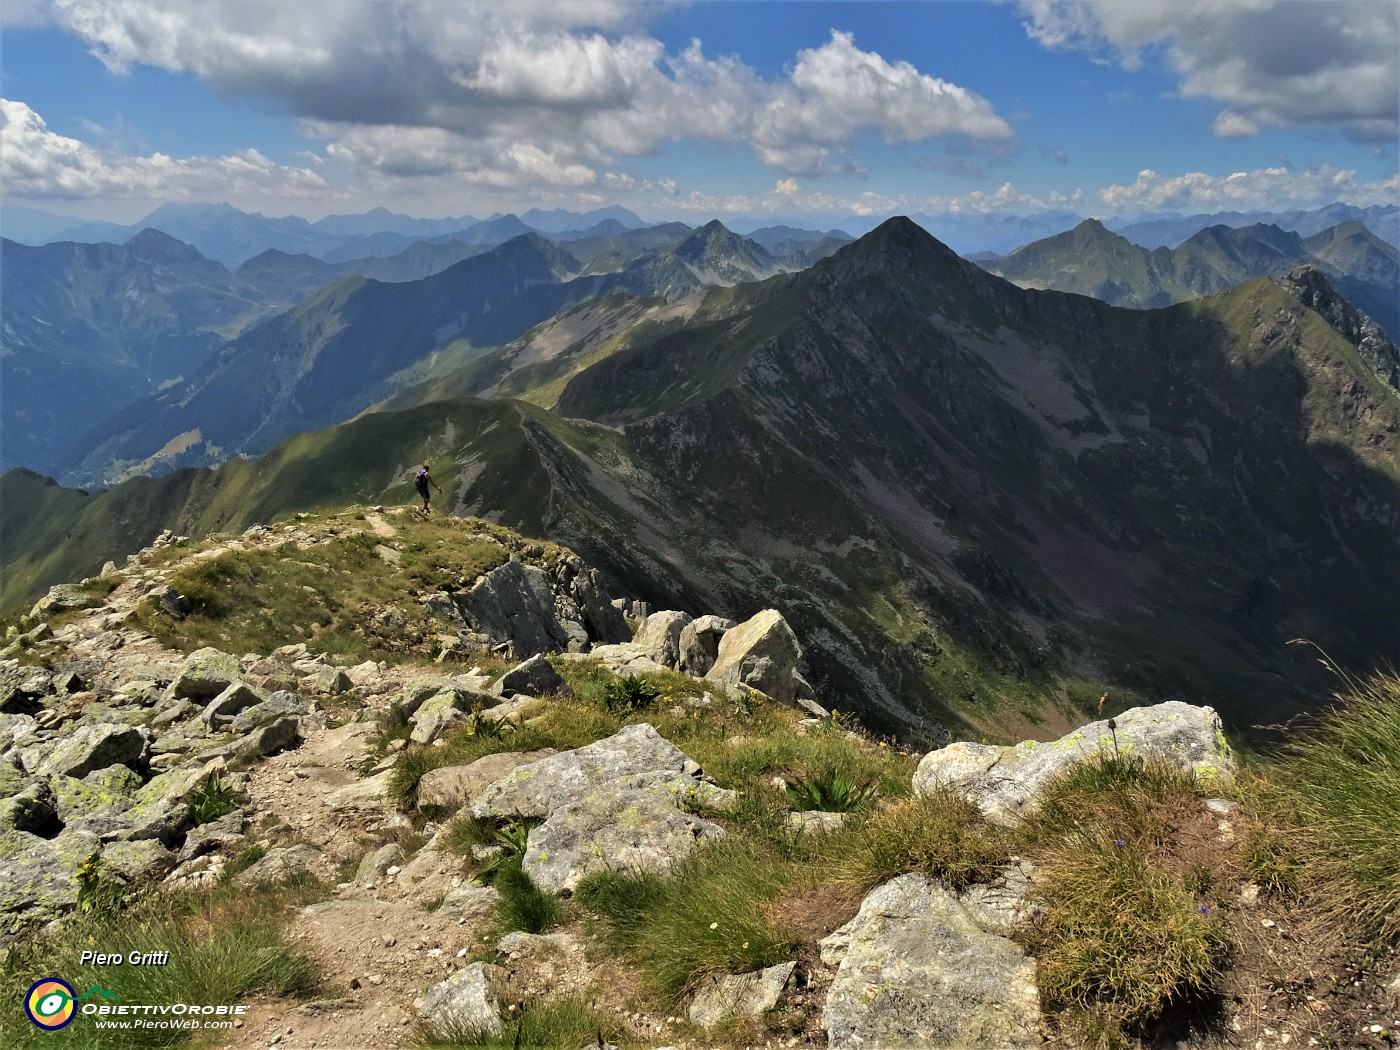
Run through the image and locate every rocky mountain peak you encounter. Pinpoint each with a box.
[123,227,213,267]
[1276,265,1400,389]
[818,215,985,294]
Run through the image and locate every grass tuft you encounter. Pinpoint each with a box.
[823,790,1008,891]
[1026,834,1228,1030]
[422,996,613,1049]
[576,838,798,1000]
[1258,671,1400,944]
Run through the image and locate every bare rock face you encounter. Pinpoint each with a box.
[431,556,629,658]
[705,609,818,711]
[416,962,504,1038]
[678,615,736,677]
[913,701,1235,822]
[821,874,1041,1049]
[470,724,735,893]
[633,611,693,670]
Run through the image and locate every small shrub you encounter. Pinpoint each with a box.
[187,771,239,826]
[75,851,126,918]
[602,673,662,712]
[784,769,877,813]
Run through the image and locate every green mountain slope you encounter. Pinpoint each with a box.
[57,224,799,488]
[983,220,1399,340]
[0,230,324,473]
[9,219,1398,745]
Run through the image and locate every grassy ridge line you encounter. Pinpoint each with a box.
[0,398,562,617]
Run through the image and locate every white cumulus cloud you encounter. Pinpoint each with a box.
[0,98,327,200]
[42,1,1013,182]
[1097,165,1399,213]
[1019,0,1399,142]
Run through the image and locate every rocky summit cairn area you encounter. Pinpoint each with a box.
[1,506,1398,1050]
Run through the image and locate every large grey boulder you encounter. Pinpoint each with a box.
[416,962,504,1037]
[0,712,39,748]
[432,557,628,658]
[488,655,572,699]
[470,725,734,893]
[38,723,149,780]
[913,701,1235,822]
[49,764,143,823]
[409,688,487,745]
[521,771,730,892]
[102,838,178,882]
[325,770,393,816]
[582,643,669,677]
[233,843,323,886]
[231,691,309,733]
[417,750,557,811]
[0,830,90,932]
[678,615,736,677]
[689,962,795,1028]
[0,779,59,835]
[471,723,703,820]
[236,716,299,759]
[201,683,264,728]
[169,648,242,701]
[705,610,805,707]
[633,611,693,670]
[29,584,99,619]
[821,874,1041,1049]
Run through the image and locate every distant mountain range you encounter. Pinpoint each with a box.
[50,221,807,486]
[7,200,1395,265]
[0,228,330,472]
[2,202,652,267]
[6,218,1397,742]
[977,219,1400,340]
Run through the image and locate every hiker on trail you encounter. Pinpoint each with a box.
[415,464,442,513]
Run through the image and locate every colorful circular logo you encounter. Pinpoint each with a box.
[25,978,77,1030]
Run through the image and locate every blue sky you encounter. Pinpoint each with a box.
[2,1,1396,225]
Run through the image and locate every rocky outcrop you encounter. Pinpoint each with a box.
[488,655,571,699]
[38,723,150,780]
[417,750,556,812]
[705,609,824,714]
[416,962,504,1037]
[678,615,736,676]
[821,874,1042,1049]
[471,724,735,893]
[428,555,629,658]
[633,611,692,669]
[913,701,1235,821]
